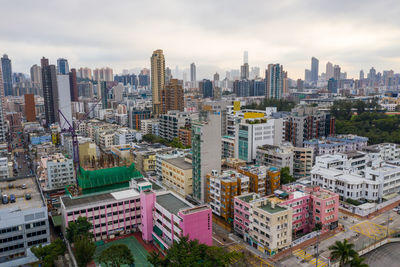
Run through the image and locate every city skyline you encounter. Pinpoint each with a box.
[1,0,400,79]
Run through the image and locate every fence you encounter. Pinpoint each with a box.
[340,194,400,217]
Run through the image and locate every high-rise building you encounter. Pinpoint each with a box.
[161,79,184,113]
[192,112,222,202]
[328,78,338,94]
[190,62,196,82]
[57,58,69,75]
[0,68,6,142]
[243,51,248,64]
[41,57,59,126]
[305,69,311,83]
[57,75,72,129]
[1,54,13,96]
[78,67,92,80]
[200,79,213,98]
[359,70,364,80]
[284,106,335,147]
[165,67,172,84]
[266,64,283,99]
[30,64,42,84]
[368,67,376,87]
[240,63,249,80]
[333,65,341,82]
[297,79,304,91]
[24,94,36,122]
[93,67,113,82]
[326,62,334,80]
[151,49,165,115]
[69,68,78,101]
[311,57,319,84]
[250,66,260,79]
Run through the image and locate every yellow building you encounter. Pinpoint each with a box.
[79,141,97,166]
[151,49,165,115]
[162,157,193,197]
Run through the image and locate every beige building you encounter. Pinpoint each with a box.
[151,49,165,115]
[162,157,193,197]
[98,130,115,150]
[249,199,292,255]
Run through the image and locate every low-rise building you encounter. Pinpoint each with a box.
[237,165,280,196]
[304,135,368,157]
[256,144,294,175]
[0,157,10,179]
[60,180,212,252]
[162,156,193,197]
[113,128,142,145]
[39,153,75,190]
[206,170,249,221]
[0,177,50,267]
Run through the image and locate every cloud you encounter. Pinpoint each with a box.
[1,0,400,80]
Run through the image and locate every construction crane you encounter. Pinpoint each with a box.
[58,83,112,180]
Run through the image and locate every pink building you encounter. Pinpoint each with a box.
[61,184,212,253]
[233,193,257,237]
[278,183,339,235]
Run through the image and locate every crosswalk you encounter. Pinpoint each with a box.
[293,249,328,267]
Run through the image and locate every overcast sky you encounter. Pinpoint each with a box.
[2,0,400,80]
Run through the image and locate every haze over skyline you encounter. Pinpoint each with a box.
[2,0,400,79]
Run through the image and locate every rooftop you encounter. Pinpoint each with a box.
[237,193,259,203]
[61,188,140,209]
[258,201,287,214]
[164,157,192,170]
[0,177,44,211]
[156,192,191,215]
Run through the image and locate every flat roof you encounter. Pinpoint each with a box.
[156,192,191,215]
[238,193,258,203]
[164,157,192,170]
[259,202,287,214]
[0,176,43,211]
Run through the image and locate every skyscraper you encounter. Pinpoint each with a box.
[305,69,311,83]
[151,49,165,115]
[69,68,78,101]
[41,57,59,126]
[1,54,13,96]
[266,64,283,99]
[192,112,221,202]
[369,67,376,87]
[190,63,196,82]
[30,64,42,96]
[311,57,319,84]
[240,63,249,80]
[359,70,364,80]
[327,78,338,94]
[326,62,334,80]
[333,65,341,81]
[243,51,248,64]
[57,58,69,75]
[0,68,6,142]
[165,67,172,84]
[78,67,92,80]
[161,79,184,113]
[200,79,213,98]
[57,75,72,129]
[24,94,36,122]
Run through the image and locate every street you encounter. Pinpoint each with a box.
[279,210,400,267]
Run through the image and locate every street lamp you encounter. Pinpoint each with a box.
[315,231,321,267]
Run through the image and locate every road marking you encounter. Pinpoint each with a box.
[212,236,223,245]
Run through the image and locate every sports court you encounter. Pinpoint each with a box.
[95,236,153,267]
[350,220,395,240]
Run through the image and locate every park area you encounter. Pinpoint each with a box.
[94,234,155,267]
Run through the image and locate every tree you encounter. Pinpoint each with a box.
[148,236,241,267]
[329,239,358,267]
[74,235,96,267]
[350,255,369,267]
[66,216,93,243]
[313,222,323,231]
[98,244,134,267]
[280,167,295,185]
[31,238,66,267]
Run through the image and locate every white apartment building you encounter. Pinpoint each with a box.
[113,128,142,145]
[363,143,400,162]
[41,153,75,190]
[314,152,367,174]
[98,130,115,150]
[0,157,10,179]
[234,117,283,163]
[256,144,294,175]
[140,119,158,135]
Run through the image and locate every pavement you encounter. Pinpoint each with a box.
[279,210,400,267]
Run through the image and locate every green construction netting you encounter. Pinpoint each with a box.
[77,163,143,191]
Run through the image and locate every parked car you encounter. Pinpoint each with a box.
[393,207,400,212]
[21,184,27,189]
[2,195,8,204]
[25,193,31,200]
[10,194,16,203]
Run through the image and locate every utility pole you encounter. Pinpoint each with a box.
[315,231,320,267]
[386,210,390,238]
